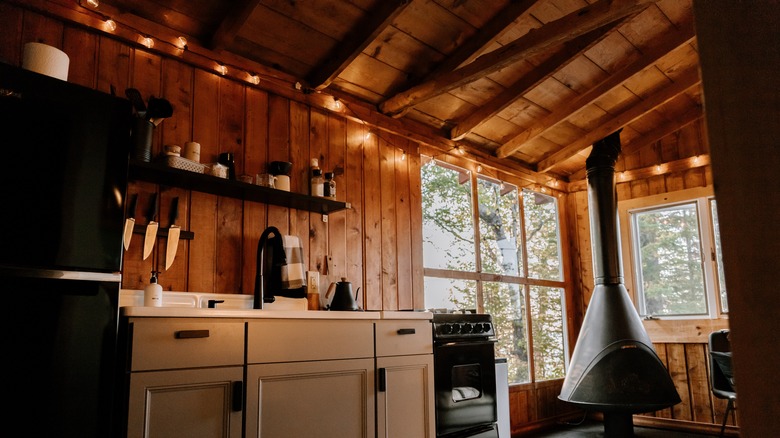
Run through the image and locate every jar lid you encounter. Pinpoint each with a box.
[313,169,323,176]
[324,172,334,179]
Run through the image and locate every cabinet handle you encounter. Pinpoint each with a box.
[232,381,243,412]
[174,329,210,339]
[378,368,386,392]
[397,328,416,335]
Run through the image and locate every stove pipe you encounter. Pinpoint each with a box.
[558,130,680,436]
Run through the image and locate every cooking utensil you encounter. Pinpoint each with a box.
[146,96,173,126]
[325,277,360,311]
[165,197,180,270]
[142,193,158,260]
[125,88,146,117]
[123,193,138,251]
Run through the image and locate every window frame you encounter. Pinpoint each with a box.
[420,158,571,385]
[618,186,728,321]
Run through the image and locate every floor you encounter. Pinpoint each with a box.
[520,419,714,437]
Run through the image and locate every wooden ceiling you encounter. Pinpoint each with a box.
[93,0,702,181]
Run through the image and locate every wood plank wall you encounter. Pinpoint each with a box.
[0,3,422,311]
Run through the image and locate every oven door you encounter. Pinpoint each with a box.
[434,339,497,437]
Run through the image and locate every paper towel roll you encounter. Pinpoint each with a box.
[22,42,69,81]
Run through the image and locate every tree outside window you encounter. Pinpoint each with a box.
[620,188,727,319]
[422,159,567,383]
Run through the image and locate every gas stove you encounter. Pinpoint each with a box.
[431,311,495,341]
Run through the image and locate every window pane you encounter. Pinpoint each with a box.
[710,200,728,313]
[633,203,707,315]
[423,277,477,312]
[523,190,563,280]
[422,162,476,271]
[530,286,566,381]
[478,178,522,276]
[484,282,529,384]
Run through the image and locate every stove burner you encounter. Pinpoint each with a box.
[432,312,495,341]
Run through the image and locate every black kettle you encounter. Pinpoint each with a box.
[325,277,360,311]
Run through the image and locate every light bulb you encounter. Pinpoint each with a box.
[216,64,228,75]
[401,151,407,161]
[476,165,482,172]
[332,97,343,111]
[176,36,188,50]
[655,164,662,173]
[693,155,700,164]
[140,36,154,48]
[248,74,260,85]
[85,0,99,8]
[103,19,116,32]
[364,130,373,141]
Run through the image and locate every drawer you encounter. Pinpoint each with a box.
[247,319,374,363]
[375,320,432,357]
[129,318,245,371]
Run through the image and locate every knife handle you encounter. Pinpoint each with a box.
[147,193,158,222]
[128,193,138,218]
[169,197,179,225]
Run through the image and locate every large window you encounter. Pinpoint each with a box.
[422,159,567,384]
[618,187,727,318]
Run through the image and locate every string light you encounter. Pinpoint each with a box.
[248,73,260,85]
[176,36,188,50]
[332,97,343,111]
[655,164,662,173]
[401,150,407,161]
[216,64,228,75]
[103,19,116,32]
[364,130,373,141]
[140,36,154,48]
[84,0,99,8]
[693,155,700,164]
[476,165,482,173]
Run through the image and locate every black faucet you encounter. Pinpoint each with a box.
[254,226,282,309]
[207,299,224,309]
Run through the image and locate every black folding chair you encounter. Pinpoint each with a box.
[709,329,736,437]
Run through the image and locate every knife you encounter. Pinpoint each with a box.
[142,193,158,260]
[123,193,138,251]
[165,197,181,270]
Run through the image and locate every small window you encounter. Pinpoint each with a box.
[619,187,726,319]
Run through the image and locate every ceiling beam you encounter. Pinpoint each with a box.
[209,0,262,51]
[450,22,620,141]
[427,0,539,78]
[496,23,695,158]
[535,67,701,173]
[378,0,659,117]
[567,105,704,181]
[307,0,412,90]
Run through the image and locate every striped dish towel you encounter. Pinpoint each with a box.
[280,234,306,290]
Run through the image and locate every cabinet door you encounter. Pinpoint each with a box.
[246,359,375,438]
[376,354,435,438]
[127,367,243,438]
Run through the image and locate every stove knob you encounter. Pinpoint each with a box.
[451,324,461,334]
[461,323,473,334]
[474,323,484,333]
[440,324,453,334]
[482,323,492,333]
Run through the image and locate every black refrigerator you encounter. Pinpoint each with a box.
[0,62,131,437]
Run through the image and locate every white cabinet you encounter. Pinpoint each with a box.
[245,319,376,438]
[123,318,245,438]
[375,320,435,438]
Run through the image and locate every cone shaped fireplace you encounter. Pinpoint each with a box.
[559,130,680,436]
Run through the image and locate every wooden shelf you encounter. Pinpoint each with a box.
[128,161,350,214]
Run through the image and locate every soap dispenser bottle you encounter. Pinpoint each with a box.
[144,271,163,307]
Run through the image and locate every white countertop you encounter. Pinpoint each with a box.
[120,289,432,320]
[121,306,432,320]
